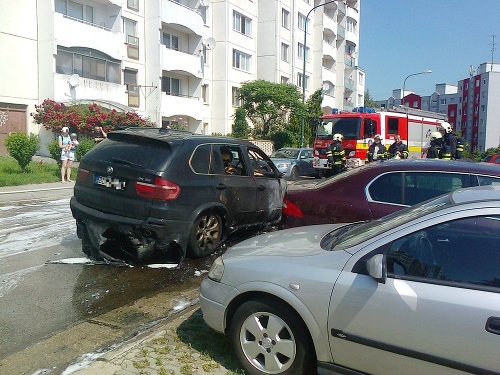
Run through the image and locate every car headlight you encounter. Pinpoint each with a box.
[208,256,225,282]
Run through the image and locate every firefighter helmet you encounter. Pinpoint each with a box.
[333,133,343,142]
[373,134,382,140]
[439,122,453,134]
[430,131,442,140]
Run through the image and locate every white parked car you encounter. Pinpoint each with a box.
[200,185,500,375]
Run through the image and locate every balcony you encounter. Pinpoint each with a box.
[162,0,204,37]
[343,100,354,111]
[322,94,336,110]
[337,2,346,15]
[322,68,336,87]
[161,47,203,79]
[54,13,123,60]
[161,93,204,121]
[323,41,336,60]
[323,14,337,36]
[337,25,345,40]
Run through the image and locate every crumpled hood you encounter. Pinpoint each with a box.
[223,224,346,259]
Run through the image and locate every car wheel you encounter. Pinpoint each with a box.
[82,229,103,261]
[314,169,323,179]
[187,212,222,258]
[290,167,299,180]
[230,299,315,375]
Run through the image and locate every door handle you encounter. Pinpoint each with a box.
[486,317,500,335]
[258,185,266,191]
[216,183,226,190]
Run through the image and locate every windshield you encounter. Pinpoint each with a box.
[271,149,299,159]
[329,194,453,250]
[317,117,361,140]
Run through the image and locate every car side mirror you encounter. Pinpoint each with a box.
[366,254,386,284]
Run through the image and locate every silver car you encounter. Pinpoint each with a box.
[200,186,500,375]
[270,147,315,180]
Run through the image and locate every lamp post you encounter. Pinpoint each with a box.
[402,69,432,107]
[300,0,337,147]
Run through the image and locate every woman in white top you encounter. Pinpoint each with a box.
[58,126,76,183]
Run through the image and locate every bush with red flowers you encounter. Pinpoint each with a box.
[31,99,155,135]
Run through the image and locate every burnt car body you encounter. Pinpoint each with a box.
[70,128,286,263]
[282,158,500,228]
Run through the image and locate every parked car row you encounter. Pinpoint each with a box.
[70,131,500,374]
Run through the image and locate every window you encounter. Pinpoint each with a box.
[233,11,252,36]
[281,76,289,84]
[387,216,500,288]
[213,145,247,176]
[476,175,500,186]
[162,77,180,96]
[123,18,137,42]
[298,43,310,60]
[440,99,447,105]
[55,0,93,23]
[281,8,290,29]
[124,69,139,107]
[232,49,251,72]
[298,13,309,32]
[56,47,121,84]
[387,117,399,134]
[368,172,469,206]
[202,84,208,104]
[412,101,418,108]
[232,87,241,106]
[281,43,289,62]
[190,145,212,174]
[297,73,309,89]
[247,148,276,178]
[127,0,139,11]
[162,32,179,50]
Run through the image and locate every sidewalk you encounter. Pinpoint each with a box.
[0,180,75,205]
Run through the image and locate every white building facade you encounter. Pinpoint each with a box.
[0,0,363,155]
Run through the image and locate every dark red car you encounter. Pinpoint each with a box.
[282,159,500,227]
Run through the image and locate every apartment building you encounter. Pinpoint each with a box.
[0,0,363,155]
[376,62,500,152]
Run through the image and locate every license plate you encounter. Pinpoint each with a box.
[94,175,126,190]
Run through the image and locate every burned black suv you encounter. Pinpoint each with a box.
[70,128,286,263]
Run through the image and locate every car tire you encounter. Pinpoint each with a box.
[229,299,315,375]
[187,211,222,258]
[290,166,299,180]
[82,229,103,261]
[314,169,323,179]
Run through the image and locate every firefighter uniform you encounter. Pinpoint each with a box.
[327,133,346,175]
[388,140,409,159]
[440,144,453,160]
[366,140,387,162]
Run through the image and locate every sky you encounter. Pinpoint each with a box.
[359,0,500,100]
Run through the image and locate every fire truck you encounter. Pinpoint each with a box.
[312,106,448,176]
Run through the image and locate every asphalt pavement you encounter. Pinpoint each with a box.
[0,179,229,374]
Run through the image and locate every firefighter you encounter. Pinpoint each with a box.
[456,136,465,159]
[426,131,443,159]
[439,122,457,159]
[388,134,409,159]
[366,134,387,162]
[327,133,346,175]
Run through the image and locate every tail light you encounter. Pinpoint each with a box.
[76,168,90,183]
[135,177,180,200]
[282,196,303,218]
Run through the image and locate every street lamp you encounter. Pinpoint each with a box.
[300,0,337,147]
[402,70,432,107]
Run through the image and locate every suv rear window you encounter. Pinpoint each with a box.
[85,136,173,171]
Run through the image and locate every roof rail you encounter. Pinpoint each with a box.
[384,106,448,121]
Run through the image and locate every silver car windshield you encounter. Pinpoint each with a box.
[329,195,453,250]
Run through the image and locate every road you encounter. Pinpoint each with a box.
[0,197,216,373]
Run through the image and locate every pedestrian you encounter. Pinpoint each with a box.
[366,134,387,163]
[327,133,346,175]
[92,126,107,143]
[70,133,79,160]
[58,126,76,183]
[439,122,457,159]
[388,134,409,159]
[426,132,442,159]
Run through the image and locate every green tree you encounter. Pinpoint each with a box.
[364,89,379,109]
[4,132,40,172]
[238,80,305,139]
[287,89,323,147]
[232,107,250,139]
